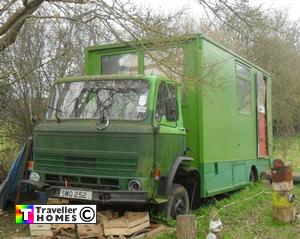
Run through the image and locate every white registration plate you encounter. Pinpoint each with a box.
[59,189,92,200]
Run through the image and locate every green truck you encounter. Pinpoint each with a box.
[26,34,272,218]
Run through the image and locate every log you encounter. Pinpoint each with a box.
[176,214,197,239]
[272,206,296,223]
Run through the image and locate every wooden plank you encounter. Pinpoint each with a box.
[78,223,104,239]
[98,211,118,221]
[103,212,149,229]
[47,197,69,205]
[60,230,77,238]
[30,230,53,236]
[30,224,53,237]
[103,217,127,228]
[51,223,76,232]
[145,224,166,238]
[104,221,150,236]
[30,224,51,231]
[125,212,149,228]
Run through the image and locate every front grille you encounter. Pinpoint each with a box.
[81,177,97,184]
[45,174,59,181]
[62,175,78,183]
[101,178,119,186]
[44,174,120,190]
[64,157,96,168]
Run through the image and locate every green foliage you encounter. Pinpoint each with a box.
[273,136,300,172]
[0,120,19,173]
[0,81,7,110]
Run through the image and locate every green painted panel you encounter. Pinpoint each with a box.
[204,159,269,196]
[201,39,240,164]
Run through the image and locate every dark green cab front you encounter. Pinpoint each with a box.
[30,75,186,204]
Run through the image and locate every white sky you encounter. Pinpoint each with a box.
[137,0,300,21]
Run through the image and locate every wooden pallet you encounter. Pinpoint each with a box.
[77,223,104,239]
[103,212,150,236]
[97,210,118,222]
[47,197,69,205]
[51,223,76,238]
[51,223,76,232]
[29,224,53,237]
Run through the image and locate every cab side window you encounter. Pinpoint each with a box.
[155,82,178,121]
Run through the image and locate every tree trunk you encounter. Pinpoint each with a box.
[272,206,296,223]
[176,214,197,239]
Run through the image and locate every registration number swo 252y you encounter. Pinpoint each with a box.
[59,189,92,200]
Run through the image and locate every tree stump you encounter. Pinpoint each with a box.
[271,161,296,223]
[272,207,296,223]
[176,214,197,239]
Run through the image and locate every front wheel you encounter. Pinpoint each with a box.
[166,184,189,219]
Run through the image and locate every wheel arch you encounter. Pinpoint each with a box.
[160,156,201,208]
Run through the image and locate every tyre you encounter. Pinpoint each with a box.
[250,168,257,182]
[166,183,189,219]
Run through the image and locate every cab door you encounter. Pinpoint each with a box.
[153,81,186,176]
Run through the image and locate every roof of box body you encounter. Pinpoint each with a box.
[85,33,270,77]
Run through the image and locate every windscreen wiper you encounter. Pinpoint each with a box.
[47,105,62,123]
[96,105,110,130]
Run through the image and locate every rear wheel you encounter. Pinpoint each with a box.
[166,184,189,219]
[250,168,258,182]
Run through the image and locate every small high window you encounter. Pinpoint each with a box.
[101,53,138,75]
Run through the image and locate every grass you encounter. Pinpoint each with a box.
[155,183,300,239]
[0,212,29,239]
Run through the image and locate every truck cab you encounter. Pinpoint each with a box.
[28,75,190,218]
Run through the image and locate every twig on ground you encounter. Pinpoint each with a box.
[219,191,271,211]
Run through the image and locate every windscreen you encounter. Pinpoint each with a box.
[46,80,150,120]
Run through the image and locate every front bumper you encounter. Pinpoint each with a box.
[21,179,148,204]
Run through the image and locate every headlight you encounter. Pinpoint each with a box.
[29,171,40,181]
[128,180,142,191]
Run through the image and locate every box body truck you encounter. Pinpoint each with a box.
[26,34,272,218]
